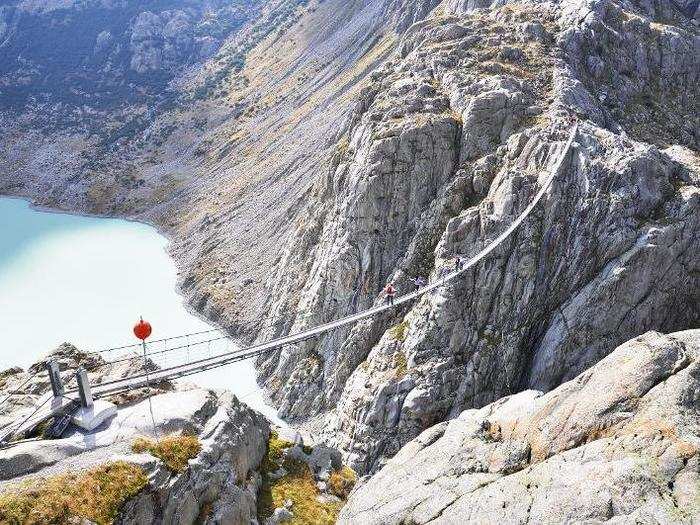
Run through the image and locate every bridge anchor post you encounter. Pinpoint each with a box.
[76,367,93,408]
[71,367,117,432]
[46,360,64,398]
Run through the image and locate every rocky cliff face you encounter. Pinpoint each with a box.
[1,0,699,485]
[0,345,270,524]
[256,0,700,474]
[339,329,700,524]
[0,0,263,116]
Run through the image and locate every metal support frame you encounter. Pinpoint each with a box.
[46,360,64,398]
[76,367,93,408]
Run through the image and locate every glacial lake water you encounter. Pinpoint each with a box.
[0,197,281,423]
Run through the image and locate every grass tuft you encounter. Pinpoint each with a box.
[336,136,350,156]
[258,432,343,524]
[393,352,408,379]
[328,466,357,500]
[0,461,147,525]
[264,430,295,469]
[132,434,201,473]
[389,320,409,341]
[260,457,341,525]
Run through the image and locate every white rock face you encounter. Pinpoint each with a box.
[257,0,700,474]
[16,0,78,14]
[130,11,165,73]
[339,329,700,524]
[117,390,270,525]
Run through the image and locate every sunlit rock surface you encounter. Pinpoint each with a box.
[339,329,700,524]
[0,345,270,524]
[255,0,700,473]
[0,0,698,483]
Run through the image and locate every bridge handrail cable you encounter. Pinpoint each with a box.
[78,124,577,398]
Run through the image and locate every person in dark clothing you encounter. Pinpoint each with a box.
[412,276,426,292]
[385,283,396,305]
[454,256,464,271]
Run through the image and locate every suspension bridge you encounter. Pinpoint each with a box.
[0,124,578,445]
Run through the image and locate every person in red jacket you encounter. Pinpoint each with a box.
[385,283,396,306]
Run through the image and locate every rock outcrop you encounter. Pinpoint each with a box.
[339,329,700,524]
[1,0,698,485]
[116,390,269,524]
[255,0,700,473]
[0,345,270,524]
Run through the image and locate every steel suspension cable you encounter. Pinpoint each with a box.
[81,125,578,397]
[0,375,35,410]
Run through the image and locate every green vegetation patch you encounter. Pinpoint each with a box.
[0,461,147,525]
[265,430,296,468]
[132,434,202,473]
[479,329,503,349]
[258,431,347,524]
[389,320,410,341]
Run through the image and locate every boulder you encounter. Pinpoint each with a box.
[0,347,271,525]
[339,330,700,524]
[308,444,343,481]
[264,507,294,525]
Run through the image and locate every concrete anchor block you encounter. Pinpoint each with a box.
[71,400,118,432]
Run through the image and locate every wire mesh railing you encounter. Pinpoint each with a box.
[0,124,577,444]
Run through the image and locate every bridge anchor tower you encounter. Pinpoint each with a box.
[71,366,117,432]
[46,360,64,399]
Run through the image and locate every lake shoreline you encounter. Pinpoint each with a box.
[0,194,283,424]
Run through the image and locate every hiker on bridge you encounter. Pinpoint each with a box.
[412,276,426,292]
[385,283,397,306]
[454,256,464,272]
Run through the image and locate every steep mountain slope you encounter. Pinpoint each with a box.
[0,0,264,203]
[1,0,699,480]
[0,0,439,331]
[255,0,700,474]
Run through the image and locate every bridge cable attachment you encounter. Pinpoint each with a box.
[76,367,94,408]
[141,339,158,436]
[46,360,64,398]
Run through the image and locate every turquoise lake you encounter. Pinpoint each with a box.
[0,197,279,422]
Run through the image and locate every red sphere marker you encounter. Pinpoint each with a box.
[134,317,152,341]
[134,316,157,434]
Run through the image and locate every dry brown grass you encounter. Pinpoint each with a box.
[132,434,202,473]
[0,461,147,525]
[328,466,357,499]
[393,351,408,379]
[257,432,344,524]
[267,457,341,525]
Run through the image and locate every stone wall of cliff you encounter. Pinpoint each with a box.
[339,329,700,523]
[256,0,700,473]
